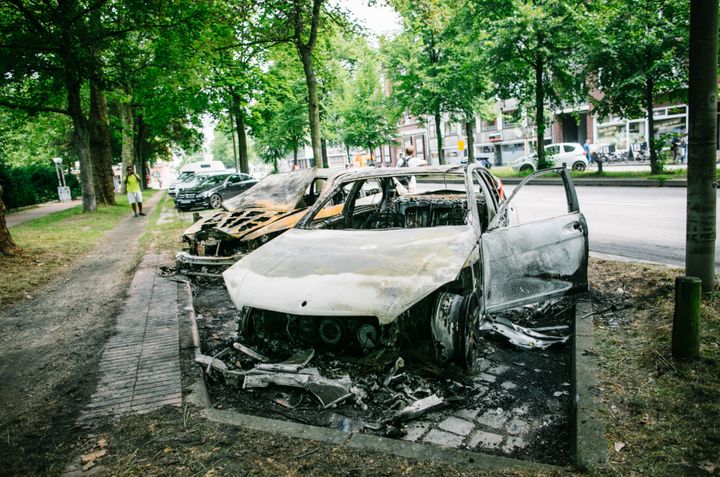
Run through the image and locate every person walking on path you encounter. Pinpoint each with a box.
[679,134,688,164]
[583,141,592,164]
[124,165,145,217]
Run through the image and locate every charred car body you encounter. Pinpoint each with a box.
[178,169,341,272]
[223,164,588,369]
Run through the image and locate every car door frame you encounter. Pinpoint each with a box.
[480,167,588,315]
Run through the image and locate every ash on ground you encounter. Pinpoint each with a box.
[193,285,573,465]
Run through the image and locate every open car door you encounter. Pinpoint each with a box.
[480,168,588,314]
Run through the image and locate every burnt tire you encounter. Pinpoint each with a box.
[572,161,586,171]
[210,193,223,209]
[431,292,480,370]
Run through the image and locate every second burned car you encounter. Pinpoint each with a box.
[178,168,342,272]
[223,164,589,369]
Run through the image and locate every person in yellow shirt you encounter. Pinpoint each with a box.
[124,165,145,217]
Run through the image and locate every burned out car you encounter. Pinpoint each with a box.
[223,165,588,369]
[177,168,342,272]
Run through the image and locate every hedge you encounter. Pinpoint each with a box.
[0,162,81,209]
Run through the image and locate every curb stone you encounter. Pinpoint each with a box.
[179,281,212,409]
[571,296,609,469]
[203,408,561,473]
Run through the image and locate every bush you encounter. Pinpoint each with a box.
[0,162,81,209]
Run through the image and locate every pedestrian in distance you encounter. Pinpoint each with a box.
[583,140,592,164]
[124,165,145,217]
[404,144,428,167]
[670,135,681,163]
[680,134,688,164]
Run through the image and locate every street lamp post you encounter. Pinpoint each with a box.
[53,157,71,202]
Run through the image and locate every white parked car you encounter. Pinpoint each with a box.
[512,143,588,172]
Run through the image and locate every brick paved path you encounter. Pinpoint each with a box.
[79,254,181,423]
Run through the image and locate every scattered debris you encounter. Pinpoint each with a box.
[480,317,569,349]
[614,442,626,453]
[193,285,575,464]
[233,342,270,362]
[255,349,315,373]
[391,394,446,423]
[244,372,353,408]
[383,357,405,387]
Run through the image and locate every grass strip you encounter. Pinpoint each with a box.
[0,191,157,310]
[588,260,720,476]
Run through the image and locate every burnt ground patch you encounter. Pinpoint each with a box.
[193,283,574,466]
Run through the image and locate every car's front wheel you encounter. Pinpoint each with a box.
[431,292,480,370]
[210,193,223,209]
[572,161,586,171]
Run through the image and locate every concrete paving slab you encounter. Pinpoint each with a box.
[467,430,503,450]
[437,416,475,437]
[422,429,464,448]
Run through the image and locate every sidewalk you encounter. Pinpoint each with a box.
[6,199,81,227]
[77,253,181,423]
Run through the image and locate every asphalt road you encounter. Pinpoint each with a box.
[506,185,719,268]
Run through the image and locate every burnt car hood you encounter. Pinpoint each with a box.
[223,226,477,325]
[222,169,316,212]
[185,207,303,242]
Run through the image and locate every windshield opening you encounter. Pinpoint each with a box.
[300,171,488,231]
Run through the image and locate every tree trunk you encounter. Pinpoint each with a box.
[229,111,239,172]
[120,96,135,178]
[232,93,250,174]
[646,76,659,175]
[321,138,329,168]
[465,119,475,163]
[134,114,147,189]
[0,185,19,256]
[293,143,299,168]
[299,48,323,168]
[66,72,96,213]
[434,110,445,165]
[235,112,250,174]
[535,57,547,169]
[686,0,718,292]
[89,81,116,205]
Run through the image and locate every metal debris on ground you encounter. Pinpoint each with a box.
[243,372,354,408]
[479,317,569,350]
[233,341,270,362]
[390,393,446,423]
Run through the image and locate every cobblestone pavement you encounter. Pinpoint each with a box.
[78,254,181,424]
[399,353,570,458]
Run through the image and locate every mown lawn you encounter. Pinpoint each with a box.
[0,191,157,310]
[588,260,720,476]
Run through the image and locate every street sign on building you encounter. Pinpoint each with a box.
[457,139,465,151]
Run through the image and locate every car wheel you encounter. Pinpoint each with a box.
[431,292,480,370]
[210,193,222,209]
[572,161,586,171]
[519,164,534,173]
